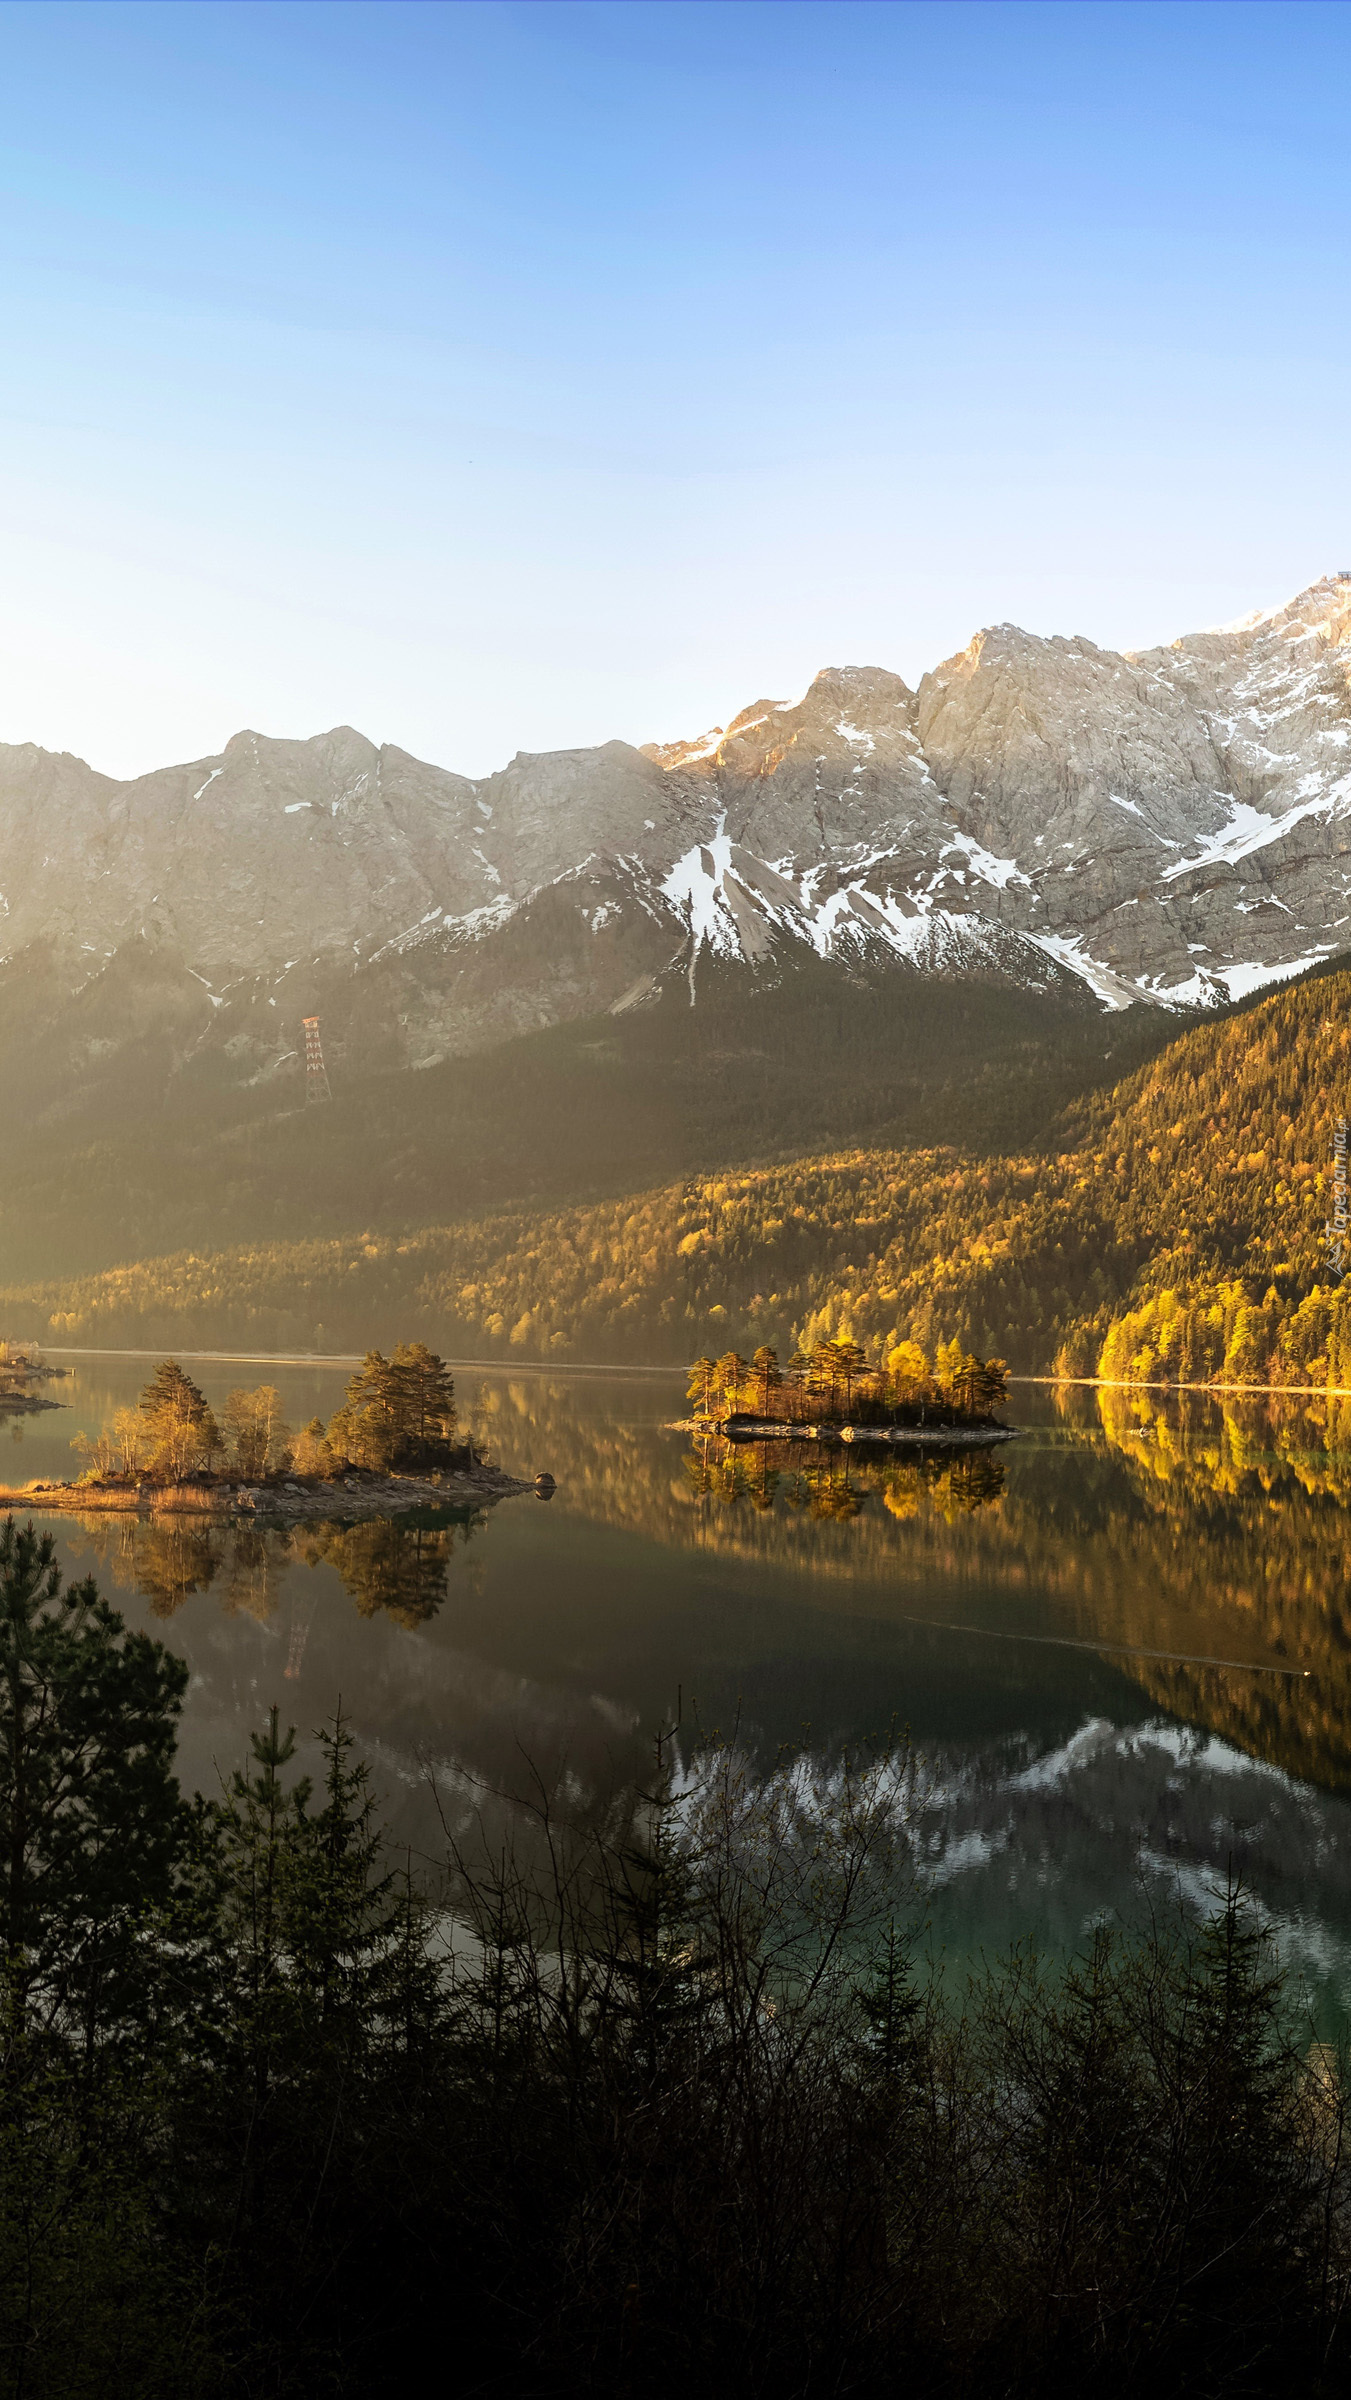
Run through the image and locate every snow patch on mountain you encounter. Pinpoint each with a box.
[5,576,1351,1058]
[661,825,740,959]
[1025,933,1142,1012]
[942,833,1031,891]
[1162,795,1334,881]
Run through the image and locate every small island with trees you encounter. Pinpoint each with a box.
[0,1341,548,1518]
[677,1334,1015,1447]
[0,1339,66,1420]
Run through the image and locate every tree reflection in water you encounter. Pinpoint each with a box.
[51,1366,1351,1796]
[65,1515,238,1621]
[56,1504,486,1630]
[682,1436,1006,1526]
[222,1525,295,1623]
[302,1516,479,1629]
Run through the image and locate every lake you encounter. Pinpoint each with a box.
[11,1349,1351,2021]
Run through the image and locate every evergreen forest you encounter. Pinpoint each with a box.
[4,1512,1351,2400]
[0,952,1173,1282]
[11,959,1351,1390]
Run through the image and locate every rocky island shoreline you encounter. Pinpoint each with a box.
[0,1341,555,1522]
[0,1458,549,1523]
[675,1337,1016,1449]
[0,1343,67,1418]
[668,1415,1018,1448]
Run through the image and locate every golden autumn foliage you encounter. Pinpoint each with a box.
[9,962,1351,1384]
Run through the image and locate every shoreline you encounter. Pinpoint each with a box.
[29,1346,1351,1404]
[36,1345,682,1377]
[1011,1373,1351,1399]
[668,1417,1018,1448]
[0,1463,540,1524]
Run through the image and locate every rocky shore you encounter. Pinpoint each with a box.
[667,1417,1018,1448]
[0,1460,547,1522]
[0,1355,66,1417]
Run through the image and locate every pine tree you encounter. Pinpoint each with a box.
[597,1723,708,2085]
[945,1350,983,1415]
[826,1336,867,1414]
[1159,1885,1315,2378]
[809,1336,866,1416]
[750,1344,783,1414]
[389,1342,456,1449]
[187,1706,314,2272]
[138,1360,215,1482]
[178,1710,423,2391]
[0,1517,188,2043]
[217,1706,312,2044]
[854,1918,924,2096]
[283,1709,394,2057]
[327,1351,401,1469]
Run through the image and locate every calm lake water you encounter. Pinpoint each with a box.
[11,1351,1351,2019]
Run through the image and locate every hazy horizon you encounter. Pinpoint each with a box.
[1,0,1347,780]
[4,563,1343,785]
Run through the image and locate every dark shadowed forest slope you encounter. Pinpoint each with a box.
[0,954,1171,1281]
[7,960,1351,1374]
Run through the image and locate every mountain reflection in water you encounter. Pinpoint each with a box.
[20,1357,1351,2022]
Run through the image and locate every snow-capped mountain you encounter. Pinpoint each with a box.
[5,576,1351,1083]
[648,573,1351,1012]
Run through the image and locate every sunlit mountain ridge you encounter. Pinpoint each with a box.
[6,576,1351,1284]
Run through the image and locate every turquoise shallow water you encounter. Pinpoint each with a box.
[11,1352,1351,2020]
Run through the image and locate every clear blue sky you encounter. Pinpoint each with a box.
[0,0,1346,779]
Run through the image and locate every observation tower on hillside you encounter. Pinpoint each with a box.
[303,1016,332,1105]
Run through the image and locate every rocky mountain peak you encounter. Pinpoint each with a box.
[6,579,1351,1108]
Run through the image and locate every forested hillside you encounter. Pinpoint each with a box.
[0,952,1168,1280]
[7,962,1351,1382]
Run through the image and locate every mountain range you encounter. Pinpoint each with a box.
[6,574,1351,1092]
[4,574,1350,1280]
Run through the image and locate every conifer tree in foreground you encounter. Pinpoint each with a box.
[0,1515,187,2043]
[0,1526,1347,2398]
